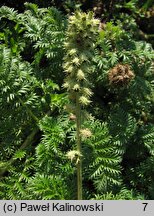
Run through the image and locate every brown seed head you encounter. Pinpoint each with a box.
[69,113,76,121]
[108,64,135,86]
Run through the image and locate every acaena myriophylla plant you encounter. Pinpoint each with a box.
[63,11,99,199]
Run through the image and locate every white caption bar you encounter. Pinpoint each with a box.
[0,200,153,216]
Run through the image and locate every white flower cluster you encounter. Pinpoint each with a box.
[63,11,100,106]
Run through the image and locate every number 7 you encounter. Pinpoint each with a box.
[142,203,148,211]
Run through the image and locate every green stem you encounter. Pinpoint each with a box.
[76,93,82,200]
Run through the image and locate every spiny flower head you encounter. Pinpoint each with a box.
[80,128,92,139]
[66,150,82,164]
[108,63,135,86]
[72,57,80,65]
[63,11,100,107]
[82,87,93,97]
[73,84,80,91]
[65,11,99,51]
[77,69,85,81]
[79,96,91,106]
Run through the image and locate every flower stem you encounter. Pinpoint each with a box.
[76,92,82,200]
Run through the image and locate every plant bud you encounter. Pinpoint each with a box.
[73,84,80,92]
[79,96,91,106]
[72,57,80,65]
[77,69,85,81]
[66,150,82,164]
[82,88,93,97]
[80,128,92,138]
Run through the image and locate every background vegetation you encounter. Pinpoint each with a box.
[0,0,154,200]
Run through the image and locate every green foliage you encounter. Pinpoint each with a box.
[83,119,122,194]
[0,4,68,199]
[27,174,68,200]
[36,116,72,175]
[92,187,145,200]
[0,4,66,83]
[90,9,154,200]
[0,45,38,162]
